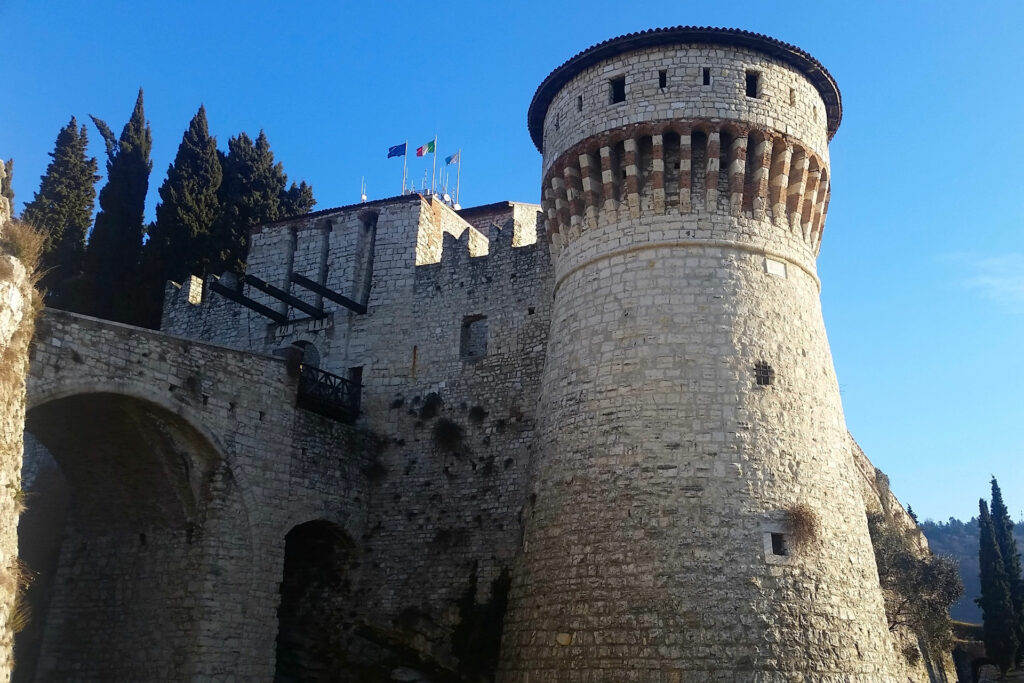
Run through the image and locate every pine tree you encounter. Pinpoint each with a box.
[21,119,99,310]
[137,106,222,327]
[212,130,315,275]
[907,505,919,524]
[978,499,1020,673]
[1,159,14,209]
[990,478,1024,659]
[82,89,153,323]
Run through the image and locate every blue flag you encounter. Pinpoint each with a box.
[445,151,460,165]
[387,143,407,158]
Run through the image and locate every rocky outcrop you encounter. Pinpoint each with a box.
[0,160,38,680]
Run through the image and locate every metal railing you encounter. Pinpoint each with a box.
[296,364,361,423]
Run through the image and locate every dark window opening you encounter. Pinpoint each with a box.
[610,76,626,104]
[789,87,796,106]
[702,67,711,86]
[770,532,789,556]
[658,69,667,89]
[576,95,583,112]
[348,366,363,387]
[554,112,560,131]
[746,71,760,98]
[527,307,535,315]
[292,341,321,368]
[461,315,488,359]
[754,362,775,386]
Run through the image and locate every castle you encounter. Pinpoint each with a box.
[14,26,948,682]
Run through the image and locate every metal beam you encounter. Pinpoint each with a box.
[242,274,325,319]
[290,273,367,314]
[209,280,289,325]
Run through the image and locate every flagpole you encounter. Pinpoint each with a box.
[402,140,408,194]
[431,135,438,195]
[455,148,461,205]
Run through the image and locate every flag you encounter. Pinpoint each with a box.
[416,140,435,157]
[445,151,460,165]
[387,143,406,158]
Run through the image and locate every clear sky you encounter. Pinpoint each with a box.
[2,1,1022,523]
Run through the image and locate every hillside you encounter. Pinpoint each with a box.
[921,517,1024,623]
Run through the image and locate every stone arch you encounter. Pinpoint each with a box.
[274,518,359,681]
[290,339,321,368]
[17,382,257,681]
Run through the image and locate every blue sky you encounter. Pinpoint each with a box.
[2,1,1022,522]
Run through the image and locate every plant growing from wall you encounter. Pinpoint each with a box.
[867,512,962,654]
[786,503,819,548]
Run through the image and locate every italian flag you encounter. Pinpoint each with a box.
[416,140,435,157]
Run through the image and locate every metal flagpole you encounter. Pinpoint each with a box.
[431,135,438,194]
[402,140,408,194]
[455,148,462,205]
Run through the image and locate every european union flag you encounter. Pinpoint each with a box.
[387,143,407,158]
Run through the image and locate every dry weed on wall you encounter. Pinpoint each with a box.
[0,219,43,677]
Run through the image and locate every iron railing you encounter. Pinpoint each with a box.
[296,365,361,423]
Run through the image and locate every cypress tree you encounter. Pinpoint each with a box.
[21,119,99,310]
[1,159,13,209]
[82,89,153,323]
[212,130,315,275]
[990,478,1024,657]
[138,105,221,327]
[978,499,1020,673]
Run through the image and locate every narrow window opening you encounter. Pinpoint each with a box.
[770,533,789,556]
[702,67,711,86]
[609,76,626,104]
[789,87,796,106]
[460,315,488,359]
[576,95,583,112]
[754,361,775,386]
[658,69,667,89]
[554,112,560,131]
[527,307,535,315]
[746,71,760,98]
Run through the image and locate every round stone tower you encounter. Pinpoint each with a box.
[500,27,901,680]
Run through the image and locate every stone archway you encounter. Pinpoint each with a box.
[15,391,235,681]
[274,519,359,682]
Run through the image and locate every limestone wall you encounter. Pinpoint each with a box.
[539,44,831,174]
[1,162,35,680]
[500,33,903,681]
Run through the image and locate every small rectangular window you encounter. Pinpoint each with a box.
[658,69,667,89]
[460,315,488,359]
[576,95,583,112]
[789,87,796,106]
[609,76,626,104]
[746,71,760,98]
[770,532,788,556]
[754,362,775,386]
[702,67,711,86]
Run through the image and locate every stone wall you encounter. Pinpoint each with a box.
[1,162,37,681]
[25,193,551,678]
[500,33,903,681]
